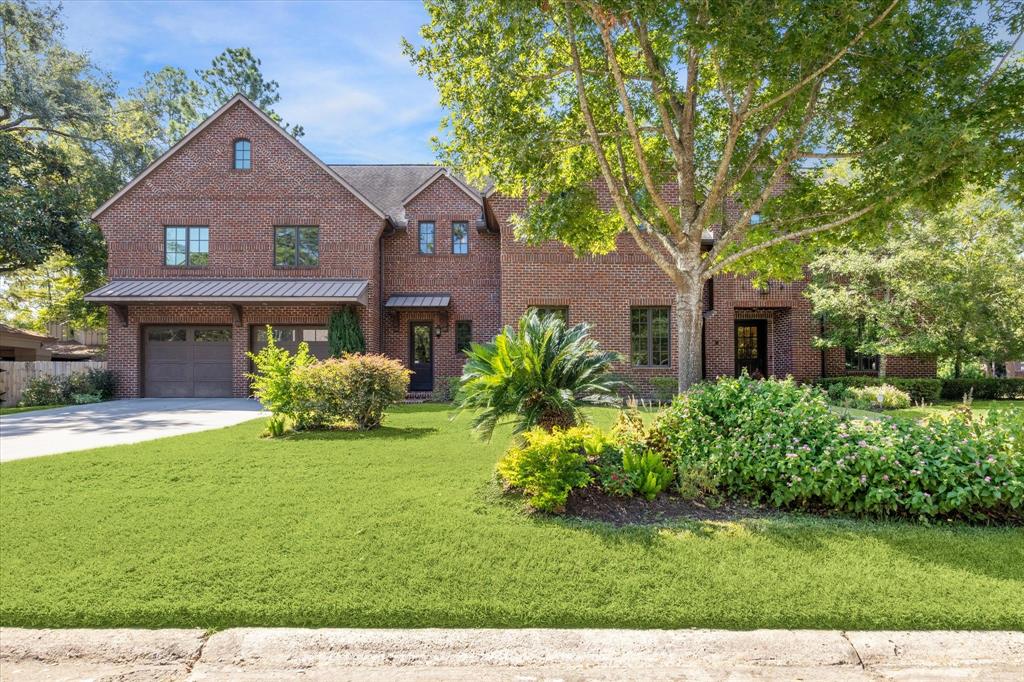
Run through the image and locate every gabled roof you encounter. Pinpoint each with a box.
[330,164,489,225]
[90,94,386,221]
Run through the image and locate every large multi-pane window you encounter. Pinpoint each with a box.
[631,307,670,367]
[528,306,568,324]
[274,226,319,267]
[165,226,209,266]
[455,320,472,353]
[234,139,251,169]
[452,221,469,254]
[419,221,435,254]
[845,348,880,372]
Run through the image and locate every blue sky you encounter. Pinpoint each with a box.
[61,0,441,163]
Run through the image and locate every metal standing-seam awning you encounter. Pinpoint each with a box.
[85,279,369,325]
[383,294,452,309]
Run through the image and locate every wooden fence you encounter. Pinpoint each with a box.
[0,361,108,406]
[44,323,107,346]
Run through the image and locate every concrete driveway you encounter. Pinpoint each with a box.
[0,398,266,463]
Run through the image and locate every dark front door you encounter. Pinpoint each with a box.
[735,320,768,378]
[409,322,434,391]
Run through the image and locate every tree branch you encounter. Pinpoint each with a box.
[596,14,685,243]
[693,82,756,232]
[749,0,900,115]
[561,7,683,285]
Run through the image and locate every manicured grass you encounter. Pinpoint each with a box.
[0,405,62,416]
[836,399,1022,422]
[1,404,1021,630]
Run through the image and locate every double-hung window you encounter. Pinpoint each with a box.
[452,221,469,254]
[631,307,670,367]
[419,221,435,254]
[274,226,319,267]
[165,226,209,266]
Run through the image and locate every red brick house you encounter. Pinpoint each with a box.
[85,95,933,399]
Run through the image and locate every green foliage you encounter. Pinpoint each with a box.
[262,414,289,438]
[245,325,314,417]
[845,385,912,411]
[18,367,113,406]
[808,187,1024,371]
[941,378,1024,401]
[496,426,599,512]
[650,376,1024,521]
[291,354,411,430]
[814,376,941,404]
[455,310,623,440]
[328,307,366,356]
[621,448,674,501]
[649,377,679,403]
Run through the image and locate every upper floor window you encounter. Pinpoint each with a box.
[419,221,435,254]
[274,226,319,267]
[750,212,763,225]
[528,306,568,324]
[455,320,472,353]
[452,221,469,255]
[165,226,208,267]
[234,139,251,169]
[631,307,670,367]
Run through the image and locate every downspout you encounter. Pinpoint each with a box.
[820,316,827,378]
[378,225,385,354]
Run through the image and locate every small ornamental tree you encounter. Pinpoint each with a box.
[328,307,366,356]
[407,0,1024,390]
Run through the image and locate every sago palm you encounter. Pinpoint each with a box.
[455,310,623,440]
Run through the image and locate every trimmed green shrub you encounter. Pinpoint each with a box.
[941,378,1024,401]
[70,368,115,400]
[497,426,602,512]
[650,375,1023,521]
[846,384,912,410]
[649,376,678,403]
[814,376,941,403]
[292,354,410,430]
[19,375,72,406]
[246,325,314,420]
[328,307,366,356]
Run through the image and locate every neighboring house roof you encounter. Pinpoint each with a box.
[84,279,369,305]
[330,165,488,225]
[91,94,386,221]
[384,294,452,309]
[0,324,51,342]
[45,340,105,361]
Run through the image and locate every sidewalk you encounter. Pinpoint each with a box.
[2,627,1022,680]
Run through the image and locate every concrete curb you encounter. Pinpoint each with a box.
[2,627,1022,681]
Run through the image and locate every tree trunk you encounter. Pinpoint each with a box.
[878,353,887,379]
[954,354,962,378]
[675,286,704,393]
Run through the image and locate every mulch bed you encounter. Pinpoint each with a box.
[564,486,778,525]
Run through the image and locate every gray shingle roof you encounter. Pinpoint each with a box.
[85,279,369,304]
[330,165,489,223]
[384,294,452,309]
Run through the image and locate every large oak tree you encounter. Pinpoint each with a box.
[407,0,1024,388]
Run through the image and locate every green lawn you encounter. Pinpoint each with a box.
[0,405,62,416]
[837,399,1022,422]
[1,404,1022,631]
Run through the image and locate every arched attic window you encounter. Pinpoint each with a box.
[233,139,251,170]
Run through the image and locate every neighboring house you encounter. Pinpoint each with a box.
[84,95,934,399]
[0,325,54,361]
[0,324,105,362]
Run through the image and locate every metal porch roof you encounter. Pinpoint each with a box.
[84,279,369,304]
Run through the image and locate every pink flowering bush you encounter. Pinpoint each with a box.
[649,375,1023,522]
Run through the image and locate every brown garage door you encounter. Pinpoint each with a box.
[250,326,331,359]
[144,326,233,397]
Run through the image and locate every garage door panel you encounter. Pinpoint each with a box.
[144,326,233,398]
[251,325,331,360]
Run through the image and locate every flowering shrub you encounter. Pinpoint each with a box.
[846,384,912,411]
[291,354,410,430]
[814,376,941,403]
[649,375,1023,521]
[497,426,604,512]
